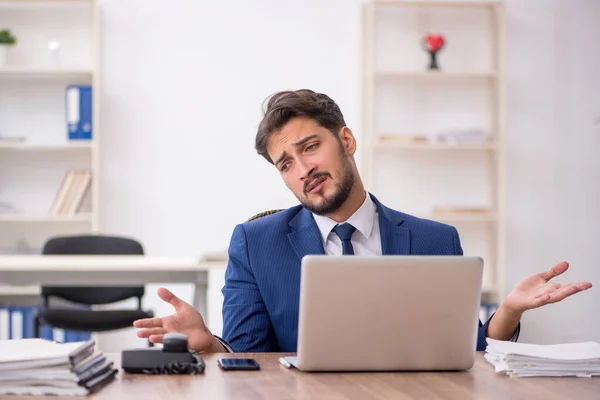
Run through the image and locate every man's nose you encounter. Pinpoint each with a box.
[298,160,315,181]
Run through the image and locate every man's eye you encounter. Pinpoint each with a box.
[306,143,319,152]
[280,162,290,172]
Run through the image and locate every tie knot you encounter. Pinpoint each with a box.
[333,223,356,242]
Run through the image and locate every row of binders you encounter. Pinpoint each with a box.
[0,339,117,396]
[50,169,92,215]
[0,305,91,342]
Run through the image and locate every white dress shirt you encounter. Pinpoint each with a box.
[312,192,382,256]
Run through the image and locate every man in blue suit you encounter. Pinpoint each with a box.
[135,89,592,353]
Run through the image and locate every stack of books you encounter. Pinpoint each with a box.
[433,128,488,144]
[485,338,600,378]
[0,338,117,396]
[50,169,92,216]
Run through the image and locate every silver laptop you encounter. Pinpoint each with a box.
[281,255,483,372]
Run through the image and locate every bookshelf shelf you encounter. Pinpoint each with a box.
[426,212,498,223]
[0,68,93,80]
[374,71,496,80]
[482,284,498,297]
[373,0,502,8]
[0,213,93,223]
[0,142,94,151]
[374,141,497,151]
[0,0,91,5]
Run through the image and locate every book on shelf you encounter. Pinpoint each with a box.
[50,169,92,216]
[432,128,488,144]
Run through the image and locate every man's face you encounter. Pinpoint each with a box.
[266,117,356,215]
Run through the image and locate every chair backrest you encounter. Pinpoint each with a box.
[41,235,145,306]
[246,209,284,222]
[43,235,144,255]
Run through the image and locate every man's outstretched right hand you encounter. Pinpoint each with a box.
[133,287,225,353]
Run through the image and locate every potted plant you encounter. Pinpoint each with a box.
[0,29,17,67]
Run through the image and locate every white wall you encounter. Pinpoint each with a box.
[96,0,600,350]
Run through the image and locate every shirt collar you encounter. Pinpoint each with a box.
[312,192,377,245]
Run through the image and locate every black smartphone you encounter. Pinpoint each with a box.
[217,358,260,371]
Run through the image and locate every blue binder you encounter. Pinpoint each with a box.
[2,305,91,342]
[66,85,93,140]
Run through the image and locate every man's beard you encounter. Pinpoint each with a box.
[299,157,355,216]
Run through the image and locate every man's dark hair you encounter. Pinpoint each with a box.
[255,89,347,164]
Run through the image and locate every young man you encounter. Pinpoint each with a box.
[134,90,592,353]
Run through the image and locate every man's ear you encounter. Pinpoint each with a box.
[338,127,357,156]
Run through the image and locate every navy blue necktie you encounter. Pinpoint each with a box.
[333,223,356,255]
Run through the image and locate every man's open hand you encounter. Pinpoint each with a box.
[133,287,215,352]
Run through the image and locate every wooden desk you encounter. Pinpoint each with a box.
[0,255,227,317]
[5,353,600,400]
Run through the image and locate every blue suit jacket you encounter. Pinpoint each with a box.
[221,194,495,352]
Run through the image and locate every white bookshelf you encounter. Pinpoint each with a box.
[372,0,502,7]
[362,0,506,303]
[374,71,496,80]
[373,141,497,151]
[0,213,93,223]
[0,142,94,150]
[0,0,91,5]
[0,67,93,80]
[0,0,99,253]
[420,212,498,223]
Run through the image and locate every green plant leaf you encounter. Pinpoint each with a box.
[0,29,17,45]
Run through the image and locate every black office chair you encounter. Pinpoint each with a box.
[34,235,154,339]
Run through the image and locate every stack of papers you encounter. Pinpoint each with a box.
[485,338,600,378]
[0,339,117,396]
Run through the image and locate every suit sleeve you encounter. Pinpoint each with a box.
[452,227,489,351]
[221,224,276,352]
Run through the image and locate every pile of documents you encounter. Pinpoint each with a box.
[0,338,117,396]
[485,338,600,378]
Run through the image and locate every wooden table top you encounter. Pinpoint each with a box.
[6,353,600,400]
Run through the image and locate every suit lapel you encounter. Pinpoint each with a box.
[371,195,411,255]
[287,195,410,258]
[288,208,325,260]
